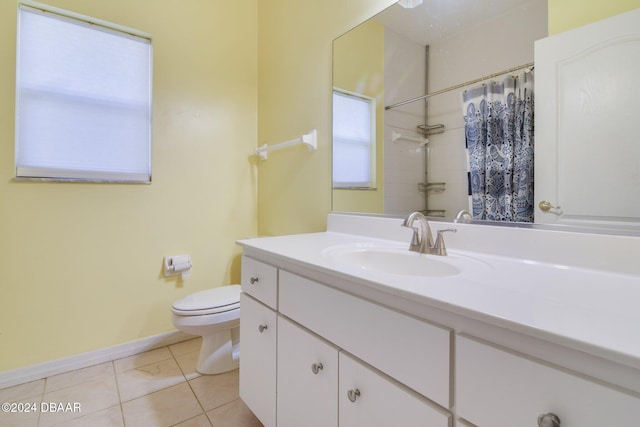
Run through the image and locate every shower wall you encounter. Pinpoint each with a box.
[383,28,426,216]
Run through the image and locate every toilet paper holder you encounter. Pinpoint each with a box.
[164,254,192,279]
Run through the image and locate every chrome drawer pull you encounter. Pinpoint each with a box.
[538,413,561,427]
[311,363,323,375]
[250,277,259,285]
[347,388,361,402]
[258,324,268,333]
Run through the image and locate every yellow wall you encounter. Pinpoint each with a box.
[0,0,257,371]
[332,20,385,214]
[549,0,640,34]
[256,0,397,236]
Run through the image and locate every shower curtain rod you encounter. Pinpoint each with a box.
[384,61,534,111]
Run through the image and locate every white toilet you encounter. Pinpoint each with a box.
[171,285,241,375]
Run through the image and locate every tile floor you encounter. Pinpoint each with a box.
[0,338,263,427]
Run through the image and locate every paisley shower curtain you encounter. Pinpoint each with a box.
[462,69,534,222]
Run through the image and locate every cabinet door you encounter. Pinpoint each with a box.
[277,317,339,427]
[457,335,640,426]
[239,293,277,427]
[339,352,451,427]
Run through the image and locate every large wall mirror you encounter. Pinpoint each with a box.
[332,1,640,235]
[332,0,546,219]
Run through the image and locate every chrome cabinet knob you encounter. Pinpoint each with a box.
[250,277,259,285]
[347,388,361,402]
[258,324,268,333]
[311,363,323,375]
[538,413,561,427]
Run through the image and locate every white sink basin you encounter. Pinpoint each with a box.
[323,243,485,277]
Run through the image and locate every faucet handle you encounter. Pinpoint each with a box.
[431,228,457,256]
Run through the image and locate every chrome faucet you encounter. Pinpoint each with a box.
[454,209,472,223]
[402,211,433,253]
[401,212,457,256]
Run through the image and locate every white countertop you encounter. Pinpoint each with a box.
[237,215,640,371]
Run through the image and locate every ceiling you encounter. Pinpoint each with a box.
[374,0,537,45]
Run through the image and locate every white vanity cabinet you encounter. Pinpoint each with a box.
[239,257,278,427]
[456,335,640,426]
[240,233,640,427]
[238,214,640,427]
[239,256,452,427]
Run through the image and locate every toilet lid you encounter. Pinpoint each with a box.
[172,284,241,316]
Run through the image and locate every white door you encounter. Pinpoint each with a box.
[239,293,277,427]
[277,317,339,427]
[338,352,451,427]
[534,8,640,230]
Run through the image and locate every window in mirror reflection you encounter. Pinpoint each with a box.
[332,89,376,189]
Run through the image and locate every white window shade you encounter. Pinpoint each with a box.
[15,6,152,182]
[332,90,376,188]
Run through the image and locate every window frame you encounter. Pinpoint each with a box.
[14,1,153,183]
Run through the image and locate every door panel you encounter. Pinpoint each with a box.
[534,8,640,230]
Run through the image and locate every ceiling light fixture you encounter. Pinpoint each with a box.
[398,0,423,8]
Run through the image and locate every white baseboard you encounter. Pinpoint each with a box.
[0,330,194,389]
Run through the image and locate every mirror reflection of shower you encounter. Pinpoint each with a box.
[331,0,547,220]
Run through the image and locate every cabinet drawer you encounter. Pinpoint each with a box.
[241,256,278,309]
[456,335,640,426]
[279,271,451,408]
[339,352,451,427]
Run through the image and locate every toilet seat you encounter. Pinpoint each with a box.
[171,285,241,316]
